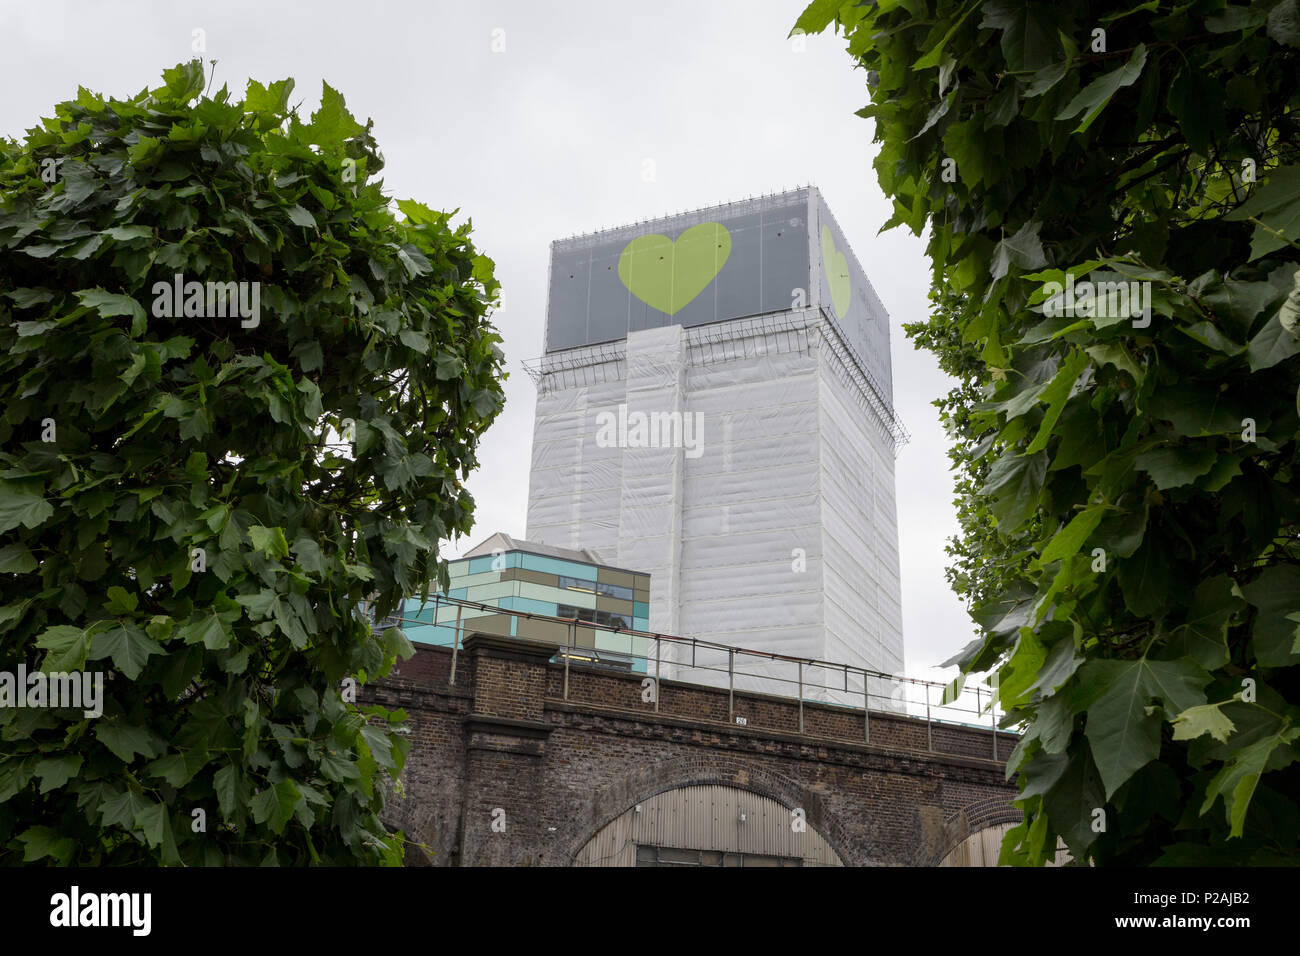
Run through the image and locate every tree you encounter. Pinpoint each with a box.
[797,0,1300,864]
[0,61,506,864]
[906,289,1047,610]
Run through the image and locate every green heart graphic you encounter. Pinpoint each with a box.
[821,225,851,319]
[618,222,731,315]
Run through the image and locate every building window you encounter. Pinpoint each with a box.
[556,576,634,601]
[558,605,633,630]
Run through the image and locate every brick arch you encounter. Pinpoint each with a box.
[928,797,1022,866]
[557,754,861,866]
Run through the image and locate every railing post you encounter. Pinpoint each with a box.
[925,683,933,752]
[728,649,734,719]
[564,619,572,701]
[991,687,999,760]
[797,661,804,734]
[654,636,660,713]
[449,598,462,686]
[863,674,870,744]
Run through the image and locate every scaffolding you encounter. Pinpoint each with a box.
[521,308,909,455]
[521,339,626,394]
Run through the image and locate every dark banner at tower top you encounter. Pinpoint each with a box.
[543,186,893,396]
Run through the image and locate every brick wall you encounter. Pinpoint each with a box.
[365,633,1021,866]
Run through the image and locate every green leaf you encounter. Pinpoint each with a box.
[243,77,295,114]
[99,788,152,829]
[1042,739,1106,854]
[35,754,83,794]
[96,721,165,763]
[1075,657,1211,797]
[1117,536,1173,618]
[1084,342,1141,382]
[913,0,981,70]
[1164,575,1241,669]
[160,60,205,103]
[251,779,301,834]
[1228,165,1300,259]
[242,698,260,758]
[1146,385,1243,437]
[1023,60,1069,97]
[1171,702,1236,744]
[1268,0,1300,48]
[104,585,139,614]
[248,524,290,559]
[980,451,1047,530]
[1018,748,1070,800]
[0,543,37,574]
[399,328,430,354]
[21,242,67,259]
[146,751,205,788]
[17,826,75,864]
[1025,349,1089,454]
[1206,5,1267,32]
[1100,1,1158,25]
[134,801,170,848]
[76,288,147,336]
[236,590,278,618]
[1134,445,1217,489]
[0,481,54,533]
[89,624,159,680]
[939,673,966,705]
[1199,453,1244,493]
[214,763,246,821]
[1028,635,1084,700]
[1246,311,1300,371]
[306,81,364,145]
[1240,565,1300,666]
[35,625,91,672]
[1039,505,1107,565]
[989,220,1047,283]
[979,0,1059,72]
[105,224,154,242]
[286,204,317,229]
[178,611,232,650]
[360,724,399,771]
[1201,727,1300,837]
[1168,66,1226,156]
[396,245,432,278]
[291,537,325,575]
[999,628,1047,708]
[1055,44,1147,133]
[68,234,103,259]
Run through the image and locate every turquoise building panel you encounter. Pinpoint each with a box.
[519,553,599,581]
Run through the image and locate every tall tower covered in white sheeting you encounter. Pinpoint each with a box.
[524,187,907,702]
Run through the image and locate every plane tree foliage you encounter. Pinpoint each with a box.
[0,62,506,864]
[797,0,1300,863]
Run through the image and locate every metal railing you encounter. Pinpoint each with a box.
[377,594,1012,760]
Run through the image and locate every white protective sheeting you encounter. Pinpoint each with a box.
[526,307,905,707]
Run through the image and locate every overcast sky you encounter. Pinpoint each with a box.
[1,0,980,684]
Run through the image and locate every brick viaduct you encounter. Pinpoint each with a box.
[363,633,1023,866]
